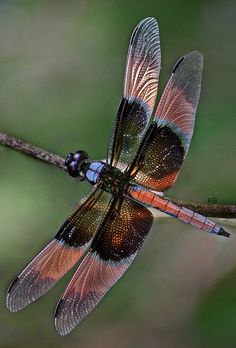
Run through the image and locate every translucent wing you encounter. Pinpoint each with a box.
[6,186,112,312]
[108,17,161,169]
[54,197,153,335]
[130,51,203,191]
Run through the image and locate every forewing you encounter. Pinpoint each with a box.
[108,17,161,169]
[132,51,203,191]
[6,186,112,312]
[55,197,153,336]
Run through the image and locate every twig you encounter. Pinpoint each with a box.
[169,199,236,219]
[0,131,235,219]
[0,131,65,169]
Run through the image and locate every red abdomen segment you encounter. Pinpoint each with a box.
[128,185,229,237]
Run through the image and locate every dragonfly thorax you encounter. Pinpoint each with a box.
[65,151,130,192]
[101,166,130,195]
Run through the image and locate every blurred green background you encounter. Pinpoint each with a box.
[0,1,235,347]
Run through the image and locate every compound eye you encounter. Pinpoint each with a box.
[64,150,89,179]
[75,150,89,161]
[65,153,74,166]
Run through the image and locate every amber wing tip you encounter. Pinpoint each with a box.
[218,227,230,238]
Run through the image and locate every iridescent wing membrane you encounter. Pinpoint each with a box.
[129,51,203,191]
[108,17,161,169]
[7,185,112,311]
[55,197,153,335]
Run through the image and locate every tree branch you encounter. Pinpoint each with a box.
[0,131,235,219]
[168,199,236,219]
[0,131,65,169]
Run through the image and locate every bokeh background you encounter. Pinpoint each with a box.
[0,1,235,347]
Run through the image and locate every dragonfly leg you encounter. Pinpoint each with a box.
[128,185,230,238]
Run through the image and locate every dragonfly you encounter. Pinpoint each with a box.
[6,17,229,336]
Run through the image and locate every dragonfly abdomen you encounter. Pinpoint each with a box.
[128,185,229,237]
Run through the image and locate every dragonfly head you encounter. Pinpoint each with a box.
[65,150,89,180]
